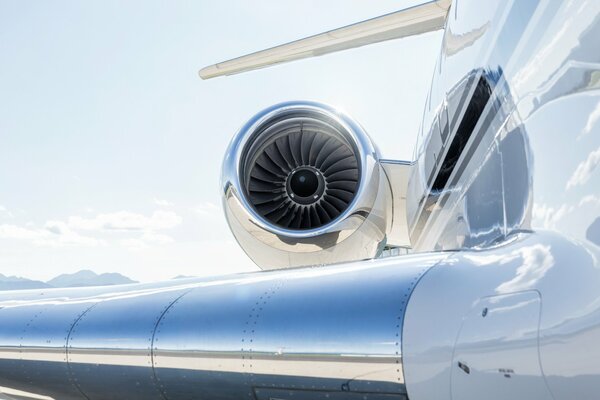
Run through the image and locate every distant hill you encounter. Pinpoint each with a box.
[0,273,51,291]
[0,269,137,291]
[47,269,137,288]
[172,275,195,279]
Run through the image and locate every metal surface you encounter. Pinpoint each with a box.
[198,0,451,79]
[407,0,600,254]
[381,160,412,248]
[2,0,600,399]
[400,3,600,396]
[451,291,548,400]
[403,231,600,400]
[0,253,444,400]
[222,101,393,269]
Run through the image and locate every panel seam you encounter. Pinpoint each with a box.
[65,303,98,400]
[150,289,195,400]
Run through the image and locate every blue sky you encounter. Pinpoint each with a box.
[0,1,442,282]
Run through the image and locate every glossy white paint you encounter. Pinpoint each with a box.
[451,291,548,400]
[407,0,600,253]
[403,231,600,400]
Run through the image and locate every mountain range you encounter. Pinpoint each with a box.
[0,269,137,291]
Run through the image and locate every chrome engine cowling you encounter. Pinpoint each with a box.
[221,101,392,269]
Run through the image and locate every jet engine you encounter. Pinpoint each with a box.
[221,101,392,269]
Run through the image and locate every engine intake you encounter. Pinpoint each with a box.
[222,101,391,269]
[245,114,359,229]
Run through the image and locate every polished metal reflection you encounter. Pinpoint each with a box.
[0,254,444,400]
[2,0,599,399]
[407,0,600,254]
[222,101,393,269]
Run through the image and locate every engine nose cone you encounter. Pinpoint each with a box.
[287,167,325,204]
[290,169,318,197]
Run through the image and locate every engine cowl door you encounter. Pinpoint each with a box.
[451,291,552,400]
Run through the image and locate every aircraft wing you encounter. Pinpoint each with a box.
[199,0,451,79]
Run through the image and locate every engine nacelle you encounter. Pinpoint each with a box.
[221,101,392,269]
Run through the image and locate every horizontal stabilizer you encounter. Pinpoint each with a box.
[199,0,451,79]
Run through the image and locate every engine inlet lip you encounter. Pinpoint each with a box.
[226,101,379,239]
[285,166,325,205]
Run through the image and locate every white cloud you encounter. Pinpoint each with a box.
[0,224,44,240]
[0,205,14,218]
[120,232,174,250]
[37,233,103,248]
[154,198,174,207]
[0,209,181,249]
[566,146,600,189]
[579,194,600,207]
[64,210,181,249]
[61,210,182,250]
[193,202,221,217]
[580,101,600,139]
[68,210,181,231]
[120,238,150,249]
[532,203,574,229]
[141,232,174,244]
[45,220,69,235]
[0,223,102,247]
[42,220,103,247]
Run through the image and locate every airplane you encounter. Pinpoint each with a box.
[0,0,599,399]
